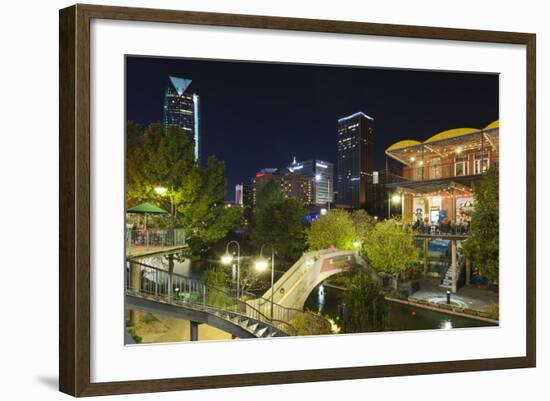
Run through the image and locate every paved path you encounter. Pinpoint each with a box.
[412,279,498,312]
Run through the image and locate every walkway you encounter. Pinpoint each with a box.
[126,259,317,339]
[410,279,499,313]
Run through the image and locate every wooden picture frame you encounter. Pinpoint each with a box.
[59,3,536,397]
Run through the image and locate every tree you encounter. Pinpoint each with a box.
[202,265,232,307]
[306,209,356,250]
[126,123,241,256]
[290,313,332,335]
[342,271,387,333]
[251,179,308,262]
[255,178,285,206]
[238,260,269,295]
[463,165,499,281]
[364,219,418,278]
[350,210,376,248]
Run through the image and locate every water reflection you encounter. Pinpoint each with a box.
[439,319,453,330]
[305,282,493,332]
[317,284,325,311]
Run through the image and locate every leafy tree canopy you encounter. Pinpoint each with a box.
[342,271,387,333]
[364,219,418,275]
[126,122,241,256]
[290,313,332,336]
[306,209,356,250]
[350,210,376,247]
[463,165,499,280]
[251,179,307,262]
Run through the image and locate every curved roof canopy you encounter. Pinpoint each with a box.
[386,139,422,152]
[424,128,479,144]
[386,120,499,153]
[483,120,499,130]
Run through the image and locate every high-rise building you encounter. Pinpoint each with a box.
[253,168,314,206]
[366,170,389,218]
[242,182,254,210]
[235,184,244,205]
[235,183,253,206]
[163,76,200,161]
[288,158,334,206]
[336,112,374,209]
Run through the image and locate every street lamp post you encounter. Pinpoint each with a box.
[155,186,176,244]
[221,240,241,298]
[255,243,275,333]
[389,193,402,218]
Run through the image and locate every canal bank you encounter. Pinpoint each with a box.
[305,283,497,332]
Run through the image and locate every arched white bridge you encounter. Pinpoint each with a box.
[250,248,379,313]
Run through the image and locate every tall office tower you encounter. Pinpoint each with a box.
[163,76,200,162]
[288,157,334,206]
[336,112,374,209]
[242,182,254,210]
[235,184,244,204]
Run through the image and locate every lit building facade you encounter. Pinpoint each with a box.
[385,120,499,225]
[289,158,334,206]
[236,182,253,207]
[253,168,313,206]
[336,112,374,209]
[235,184,244,205]
[385,120,499,293]
[163,76,200,161]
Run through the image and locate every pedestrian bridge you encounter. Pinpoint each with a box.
[126,248,374,341]
[252,248,378,312]
[126,260,324,340]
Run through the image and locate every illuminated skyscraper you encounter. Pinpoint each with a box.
[288,158,334,206]
[336,112,374,209]
[163,76,200,161]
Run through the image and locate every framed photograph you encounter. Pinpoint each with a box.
[59,4,536,397]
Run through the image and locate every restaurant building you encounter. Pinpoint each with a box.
[385,120,499,225]
[385,120,499,292]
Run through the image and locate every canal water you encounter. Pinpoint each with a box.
[304,283,494,332]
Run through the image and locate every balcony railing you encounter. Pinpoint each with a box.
[387,159,491,183]
[411,221,470,237]
[126,228,186,249]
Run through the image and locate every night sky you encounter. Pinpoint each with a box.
[126,56,499,201]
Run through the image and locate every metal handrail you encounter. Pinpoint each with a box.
[126,228,186,248]
[126,260,297,335]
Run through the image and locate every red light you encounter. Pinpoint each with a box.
[256,173,267,178]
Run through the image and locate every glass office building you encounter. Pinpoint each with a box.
[336,112,374,209]
[163,76,200,162]
[288,158,334,206]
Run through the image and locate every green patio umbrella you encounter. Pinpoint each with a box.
[127,202,168,214]
[126,202,168,229]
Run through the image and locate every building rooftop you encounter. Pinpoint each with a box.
[168,76,192,95]
[337,111,374,122]
[385,120,499,166]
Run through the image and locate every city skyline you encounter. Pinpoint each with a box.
[126,56,499,201]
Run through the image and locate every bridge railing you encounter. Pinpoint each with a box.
[252,296,328,331]
[261,253,311,303]
[125,260,297,336]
